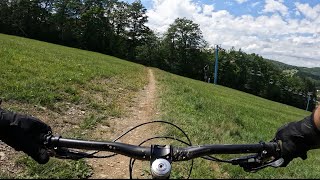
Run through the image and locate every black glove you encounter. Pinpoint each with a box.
[274,113,320,167]
[0,108,52,164]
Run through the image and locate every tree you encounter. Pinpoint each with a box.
[51,0,82,46]
[79,0,111,53]
[163,17,208,78]
[135,30,161,66]
[0,0,52,39]
[106,1,130,58]
[0,1,12,34]
[126,0,150,61]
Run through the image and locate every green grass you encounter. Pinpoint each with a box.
[0,33,148,178]
[80,114,106,129]
[16,156,92,179]
[0,33,147,109]
[154,69,320,179]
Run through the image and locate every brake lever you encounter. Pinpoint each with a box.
[241,158,284,172]
[43,133,84,159]
[231,153,284,172]
[49,147,93,160]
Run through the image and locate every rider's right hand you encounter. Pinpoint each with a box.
[273,113,320,167]
[0,108,52,164]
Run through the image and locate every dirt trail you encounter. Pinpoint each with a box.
[87,68,160,179]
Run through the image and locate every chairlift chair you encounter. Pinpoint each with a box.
[256,71,262,76]
[269,79,274,84]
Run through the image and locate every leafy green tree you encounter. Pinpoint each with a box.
[0,0,51,39]
[135,30,161,66]
[106,1,130,58]
[51,0,82,46]
[217,48,239,88]
[163,17,208,78]
[79,0,111,53]
[126,0,150,61]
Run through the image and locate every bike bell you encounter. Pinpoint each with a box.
[151,158,172,179]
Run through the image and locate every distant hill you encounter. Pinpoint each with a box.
[266,59,298,70]
[267,59,320,89]
[299,67,320,78]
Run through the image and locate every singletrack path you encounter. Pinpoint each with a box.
[87,68,160,179]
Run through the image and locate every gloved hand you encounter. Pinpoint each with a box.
[273,113,320,167]
[0,108,52,164]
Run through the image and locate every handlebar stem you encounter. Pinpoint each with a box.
[150,145,173,179]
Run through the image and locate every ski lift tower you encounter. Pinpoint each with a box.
[203,65,209,83]
[306,92,313,111]
[214,44,221,85]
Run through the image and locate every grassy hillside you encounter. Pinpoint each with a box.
[154,69,320,179]
[1,33,319,179]
[0,34,147,108]
[0,33,148,178]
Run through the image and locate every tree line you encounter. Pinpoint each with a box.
[0,0,316,111]
[216,49,317,111]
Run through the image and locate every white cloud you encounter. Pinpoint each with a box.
[146,0,320,67]
[262,0,288,16]
[147,0,197,34]
[235,0,249,4]
[251,2,260,8]
[295,3,320,20]
[202,4,214,16]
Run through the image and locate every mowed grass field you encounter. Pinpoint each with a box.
[0,33,148,178]
[1,33,319,179]
[154,69,320,178]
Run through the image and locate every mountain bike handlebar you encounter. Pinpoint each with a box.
[46,135,280,161]
[44,134,283,179]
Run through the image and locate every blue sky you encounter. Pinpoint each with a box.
[123,0,320,67]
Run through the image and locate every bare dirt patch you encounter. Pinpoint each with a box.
[86,68,162,179]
